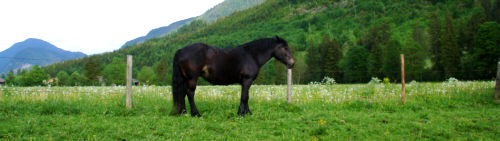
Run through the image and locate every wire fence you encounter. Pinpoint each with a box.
[0,81,495,104]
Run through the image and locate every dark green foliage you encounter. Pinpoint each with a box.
[412,22,430,52]
[102,57,126,85]
[153,59,169,85]
[70,71,85,86]
[362,23,391,78]
[428,12,444,80]
[306,42,321,83]
[404,41,426,81]
[254,61,277,84]
[273,59,287,84]
[440,12,461,78]
[291,52,307,84]
[458,6,487,79]
[472,22,500,79]
[407,23,430,81]
[5,71,15,85]
[342,45,369,83]
[480,0,500,22]
[382,40,401,82]
[83,57,101,85]
[138,66,156,85]
[56,71,70,86]
[21,66,50,86]
[461,6,487,52]
[494,0,500,23]
[322,37,343,80]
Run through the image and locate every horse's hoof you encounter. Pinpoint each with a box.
[170,108,187,116]
[237,110,252,116]
[191,113,202,117]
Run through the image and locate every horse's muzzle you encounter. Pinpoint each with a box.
[287,58,295,68]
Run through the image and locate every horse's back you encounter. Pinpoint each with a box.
[174,42,256,85]
[175,43,208,58]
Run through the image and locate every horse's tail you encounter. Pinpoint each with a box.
[171,51,187,115]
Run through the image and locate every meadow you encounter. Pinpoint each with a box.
[0,81,499,140]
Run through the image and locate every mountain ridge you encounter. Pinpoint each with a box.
[0,38,86,73]
[121,0,267,48]
[121,17,196,48]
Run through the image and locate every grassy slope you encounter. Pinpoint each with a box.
[1,82,499,140]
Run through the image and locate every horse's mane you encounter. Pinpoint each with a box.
[239,38,278,52]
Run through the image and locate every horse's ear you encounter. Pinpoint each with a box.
[275,35,282,42]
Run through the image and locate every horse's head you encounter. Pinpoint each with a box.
[272,36,295,68]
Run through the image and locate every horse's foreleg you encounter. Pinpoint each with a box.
[187,79,201,117]
[238,79,253,116]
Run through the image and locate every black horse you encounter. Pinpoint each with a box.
[171,36,295,116]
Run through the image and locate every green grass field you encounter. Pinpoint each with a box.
[0,81,499,140]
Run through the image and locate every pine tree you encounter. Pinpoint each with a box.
[361,23,391,78]
[463,6,487,52]
[318,35,330,78]
[473,22,500,79]
[83,57,101,85]
[428,12,444,80]
[154,59,168,85]
[382,40,401,82]
[405,41,426,81]
[342,45,369,83]
[412,22,430,51]
[306,43,321,82]
[459,6,486,79]
[323,37,343,80]
[440,12,461,78]
[493,0,500,23]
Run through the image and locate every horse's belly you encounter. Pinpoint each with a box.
[201,68,239,85]
[202,74,238,85]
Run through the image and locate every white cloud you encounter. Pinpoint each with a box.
[0,0,224,55]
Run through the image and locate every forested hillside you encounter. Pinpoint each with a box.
[9,0,499,86]
[197,0,266,23]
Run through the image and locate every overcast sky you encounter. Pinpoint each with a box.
[0,0,224,55]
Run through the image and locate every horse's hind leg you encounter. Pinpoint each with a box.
[187,79,201,117]
[172,88,187,115]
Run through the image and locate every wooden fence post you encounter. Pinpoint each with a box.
[495,61,500,99]
[401,54,405,103]
[287,69,292,103]
[126,55,133,109]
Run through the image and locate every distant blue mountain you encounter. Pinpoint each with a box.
[0,38,86,73]
[121,17,195,48]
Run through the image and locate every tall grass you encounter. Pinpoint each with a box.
[0,81,498,140]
